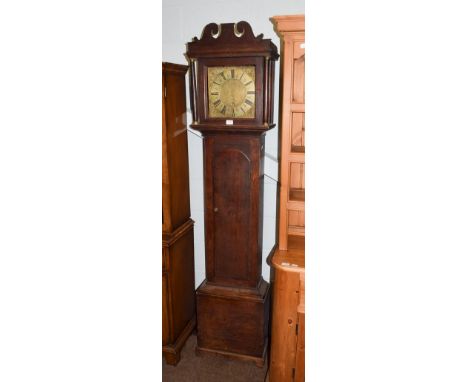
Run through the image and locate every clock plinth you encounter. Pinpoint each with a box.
[187,21,278,365]
[196,279,270,365]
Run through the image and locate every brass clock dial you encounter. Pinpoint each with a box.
[207,66,256,119]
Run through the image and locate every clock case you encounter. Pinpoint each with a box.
[187,22,279,366]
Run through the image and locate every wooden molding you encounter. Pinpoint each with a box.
[271,14,305,34]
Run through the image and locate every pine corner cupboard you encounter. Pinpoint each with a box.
[162,62,196,366]
[269,15,306,382]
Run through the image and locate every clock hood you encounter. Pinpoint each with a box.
[187,21,278,59]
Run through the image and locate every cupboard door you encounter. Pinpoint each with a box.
[294,312,305,381]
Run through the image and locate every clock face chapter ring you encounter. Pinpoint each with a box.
[207,65,256,119]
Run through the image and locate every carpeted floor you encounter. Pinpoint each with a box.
[162,335,268,382]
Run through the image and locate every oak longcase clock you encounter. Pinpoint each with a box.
[187,21,278,366]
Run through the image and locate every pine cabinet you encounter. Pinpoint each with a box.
[269,15,306,381]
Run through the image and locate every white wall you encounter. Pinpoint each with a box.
[163,0,304,286]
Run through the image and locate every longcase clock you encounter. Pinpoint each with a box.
[187,21,278,366]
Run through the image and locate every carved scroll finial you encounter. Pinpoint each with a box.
[187,21,279,59]
[193,21,263,43]
[233,23,244,37]
[211,24,221,38]
[232,21,257,41]
[194,22,220,41]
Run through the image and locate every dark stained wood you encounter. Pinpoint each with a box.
[212,148,251,281]
[187,22,278,132]
[196,279,270,365]
[163,221,195,336]
[203,133,264,288]
[162,62,191,233]
[186,22,278,366]
[162,272,170,344]
[187,21,279,58]
[162,62,196,366]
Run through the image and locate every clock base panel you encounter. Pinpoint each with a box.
[195,339,268,368]
[195,279,270,363]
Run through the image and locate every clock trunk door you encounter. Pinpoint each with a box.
[204,134,263,288]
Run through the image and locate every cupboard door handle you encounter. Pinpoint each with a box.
[214,207,218,212]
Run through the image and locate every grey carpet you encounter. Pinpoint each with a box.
[162,335,268,382]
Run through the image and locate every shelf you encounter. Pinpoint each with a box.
[290,112,305,153]
[291,145,305,153]
[289,188,305,202]
[272,234,305,271]
[288,234,304,251]
[287,209,304,237]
